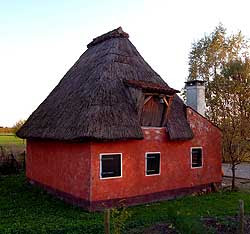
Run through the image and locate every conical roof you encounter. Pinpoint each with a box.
[17,27,193,141]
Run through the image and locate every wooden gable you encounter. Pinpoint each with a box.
[140,94,172,127]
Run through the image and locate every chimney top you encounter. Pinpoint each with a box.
[185,80,206,87]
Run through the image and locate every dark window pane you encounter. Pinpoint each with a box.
[146,153,160,175]
[192,148,202,167]
[101,154,121,178]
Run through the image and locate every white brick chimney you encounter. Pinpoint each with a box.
[185,80,206,116]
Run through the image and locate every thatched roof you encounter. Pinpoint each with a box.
[17,27,193,141]
[167,95,194,140]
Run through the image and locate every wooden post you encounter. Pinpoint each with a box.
[239,200,244,234]
[104,209,110,234]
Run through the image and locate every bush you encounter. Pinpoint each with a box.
[0,146,19,175]
[111,206,131,234]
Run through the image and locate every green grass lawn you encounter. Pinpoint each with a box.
[0,134,25,146]
[1,173,250,233]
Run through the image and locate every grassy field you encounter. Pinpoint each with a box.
[1,173,250,233]
[0,134,25,146]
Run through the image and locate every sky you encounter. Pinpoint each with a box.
[1,0,250,127]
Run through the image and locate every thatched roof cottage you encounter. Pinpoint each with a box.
[17,27,222,211]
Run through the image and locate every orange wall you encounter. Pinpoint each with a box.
[26,140,91,200]
[26,108,222,207]
[90,108,222,202]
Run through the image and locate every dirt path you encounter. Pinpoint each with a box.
[223,163,250,179]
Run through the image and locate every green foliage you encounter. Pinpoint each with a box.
[111,207,131,234]
[0,173,103,233]
[213,59,250,188]
[1,173,250,233]
[188,24,250,120]
[167,206,207,234]
[188,24,249,83]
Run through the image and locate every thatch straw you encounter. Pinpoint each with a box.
[167,95,194,140]
[17,27,193,141]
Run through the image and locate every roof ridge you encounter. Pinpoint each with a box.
[87,27,129,48]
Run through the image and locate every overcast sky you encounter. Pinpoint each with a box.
[1,0,250,127]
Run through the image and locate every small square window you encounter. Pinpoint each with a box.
[100,154,122,178]
[146,153,160,175]
[191,148,202,168]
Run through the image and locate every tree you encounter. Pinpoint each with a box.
[187,24,250,190]
[188,24,249,122]
[12,119,26,136]
[211,60,250,189]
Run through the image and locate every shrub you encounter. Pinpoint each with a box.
[111,206,131,234]
[0,146,19,175]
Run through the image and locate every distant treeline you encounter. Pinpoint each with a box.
[0,127,14,134]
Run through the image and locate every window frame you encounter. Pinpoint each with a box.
[145,152,161,176]
[99,153,123,180]
[190,147,203,169]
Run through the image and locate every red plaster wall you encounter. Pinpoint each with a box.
[90,108,222,202]
[26,140,91,200]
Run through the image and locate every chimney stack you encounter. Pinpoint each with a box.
[185,80,206,116]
